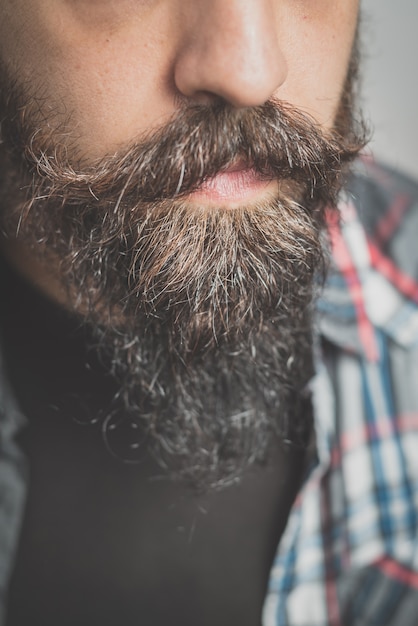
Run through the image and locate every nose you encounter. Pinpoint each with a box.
[173,0,287,108]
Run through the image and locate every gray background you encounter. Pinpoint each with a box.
[362,0,417,179]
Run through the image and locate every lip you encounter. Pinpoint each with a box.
[187,164,276,206]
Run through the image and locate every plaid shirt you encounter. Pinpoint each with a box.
[264,159,418,625]
[1,160,418,626]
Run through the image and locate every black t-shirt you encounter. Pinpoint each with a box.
[0,255,307,626]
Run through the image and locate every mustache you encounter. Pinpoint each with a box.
[11,98,365,210]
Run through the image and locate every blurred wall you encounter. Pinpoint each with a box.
[361,0,418,180]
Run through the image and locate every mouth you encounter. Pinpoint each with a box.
[187,162,278,207]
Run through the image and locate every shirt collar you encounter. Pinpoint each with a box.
[317,165,418,359]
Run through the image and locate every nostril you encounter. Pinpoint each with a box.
[188,91,225,106]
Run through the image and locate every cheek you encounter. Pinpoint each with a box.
[275,1,359,127]
[0,1,178,159]
[58,39,173,157]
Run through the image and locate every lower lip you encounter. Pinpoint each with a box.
[187,168,275,205]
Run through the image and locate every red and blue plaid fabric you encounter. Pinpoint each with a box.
[263,159,418,625]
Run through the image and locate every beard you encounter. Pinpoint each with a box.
[0,52,366,488]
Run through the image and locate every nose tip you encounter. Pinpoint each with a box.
[173,0,287,108]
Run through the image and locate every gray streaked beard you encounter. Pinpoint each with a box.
[0,76,367,487]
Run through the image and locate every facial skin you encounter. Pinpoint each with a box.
[0,0,359,160]
[0,0,363,487]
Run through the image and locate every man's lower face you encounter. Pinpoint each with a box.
[0,54,365,488]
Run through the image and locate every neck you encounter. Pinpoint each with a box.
[0,236,69,309]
